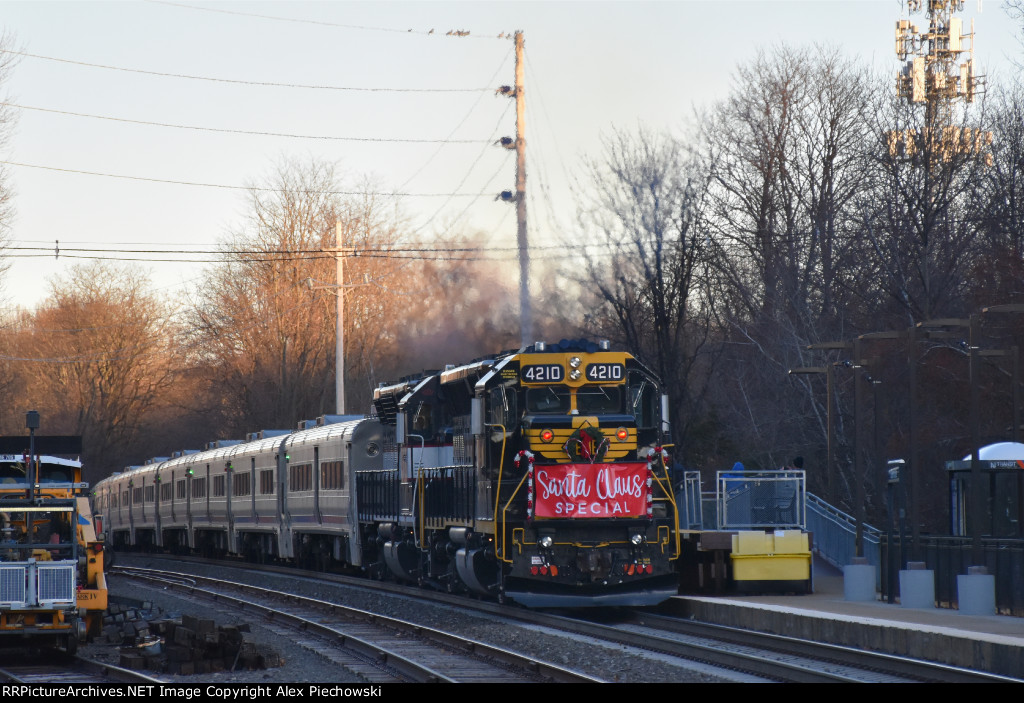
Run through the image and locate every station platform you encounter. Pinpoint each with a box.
[662,557,1024,679]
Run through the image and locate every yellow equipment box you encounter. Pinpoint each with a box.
[730,530,811,582]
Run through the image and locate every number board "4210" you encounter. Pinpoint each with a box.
[522,364,564,382]
[585,363,624,381]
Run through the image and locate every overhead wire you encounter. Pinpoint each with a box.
[0,161,490,197]
[409,100,515,234]
[0,49,489,93]
[525,56,573,242]
[2,102,490,144]
[399,46,514,189]
[149,0,508,40]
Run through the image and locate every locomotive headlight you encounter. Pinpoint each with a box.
[540,429,554,443]
[569,369,581,381]
[569,356,582,369]
[539,534,554,549]
[630,531,644,546]
[616,428,629,442]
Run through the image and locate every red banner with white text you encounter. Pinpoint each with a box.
[533,462,649,518]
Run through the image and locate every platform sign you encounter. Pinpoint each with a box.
[533,462,649,518]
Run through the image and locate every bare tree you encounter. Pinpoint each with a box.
[970,80,1024,301]
[10,262,175,482]
[696,46,875,492]
[701,45,872,331]
[859,85,992,324]
[574,127,717,467]
[189,158,410,431]
[0,31,21,289]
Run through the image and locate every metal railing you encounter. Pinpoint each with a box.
[716,471,806,530]
[418,465,475,527]
[806,493,882,577]
[355,470,400,522]
[676,471,703,530]
[878,535,1024,615]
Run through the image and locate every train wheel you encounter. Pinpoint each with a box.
[63,634,78,655]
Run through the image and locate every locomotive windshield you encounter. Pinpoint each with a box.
[525,385,571,413]
[576,386,622,414]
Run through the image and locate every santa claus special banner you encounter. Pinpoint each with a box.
[533,462,649,518]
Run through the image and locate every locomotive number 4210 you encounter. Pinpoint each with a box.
[585,363,624,381]
[522,364,564,382]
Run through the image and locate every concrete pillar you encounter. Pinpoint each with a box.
[899,561,935,608]
[844,556,877,602]
[957,565,996,616]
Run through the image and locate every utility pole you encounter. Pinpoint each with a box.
[335,220,347,415]
[514,30,530,346]
[498,32,531,346]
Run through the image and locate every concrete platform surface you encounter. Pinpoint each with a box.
[664,557,1024,679]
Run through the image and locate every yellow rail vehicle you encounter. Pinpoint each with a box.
[0,453,106,652]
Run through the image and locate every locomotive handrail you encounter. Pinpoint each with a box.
[498,466,531,564]
[647,455,682,560]
[487,422,509,560]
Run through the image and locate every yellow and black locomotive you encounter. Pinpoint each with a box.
[366,338,680,606]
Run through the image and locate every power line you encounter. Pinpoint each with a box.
[4,242,606,256]
[399,46,514,189]
[0,161,489,197]
[3,102,490,144]
[150,0,507,40]
[1,49,490,93]
[410,102,514,234]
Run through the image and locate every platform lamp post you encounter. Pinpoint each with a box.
[917,317,984,565]
[857,332,906,512]
[806,341,853,506]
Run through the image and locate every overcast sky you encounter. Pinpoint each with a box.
[0,0,1018,311]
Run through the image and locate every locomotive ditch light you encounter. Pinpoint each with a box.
[538,534,554,549]
[629,531,644,546]
[540,429,554,443]
[616,428,629,442]
[569,356,582,369]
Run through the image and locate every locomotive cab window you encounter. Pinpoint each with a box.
[576,386,622,414]
[525,385,571,414]
[489,384,518,429]
[629,373,660,430]
[411,402,434,434]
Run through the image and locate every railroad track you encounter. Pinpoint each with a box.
[563,609,1023,684]
[113,565,600,684]
[0,653,163,684]
[112,554,1022,683]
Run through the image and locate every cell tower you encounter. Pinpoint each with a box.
[888,0,991,164]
